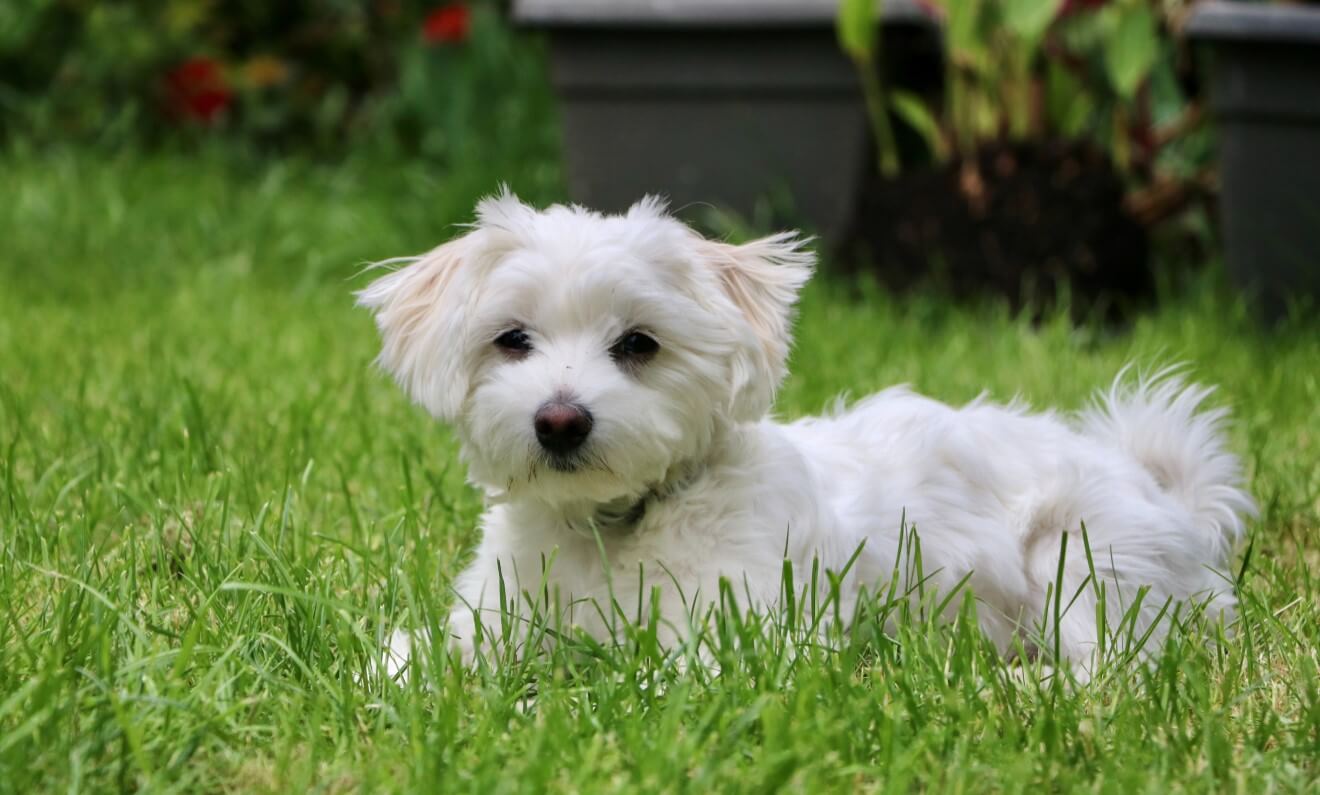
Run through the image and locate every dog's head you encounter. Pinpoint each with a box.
[358,192,813,507]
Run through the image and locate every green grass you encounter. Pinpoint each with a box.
[1,147,1318,794]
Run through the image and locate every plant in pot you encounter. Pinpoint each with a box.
[840,0,1213,319]
[1187,0,1320,320]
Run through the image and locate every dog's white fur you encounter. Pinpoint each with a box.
[359,193,1255,673]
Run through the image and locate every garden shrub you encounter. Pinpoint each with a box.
[0,0,556,164]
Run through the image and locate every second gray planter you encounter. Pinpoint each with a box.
[1188,1,1320,319]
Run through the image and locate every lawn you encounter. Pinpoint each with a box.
[1,148,1318,794]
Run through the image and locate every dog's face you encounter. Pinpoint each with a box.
[358,194,812,508]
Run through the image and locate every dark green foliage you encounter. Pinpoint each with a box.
[0,1,557,165]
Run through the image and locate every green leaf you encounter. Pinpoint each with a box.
[944,0,985,57]
[1001,0,1063,43]
[1044,61,1094,138]
[837,0,877,61]
[890,89,948,161]
[1104,3,1161,99]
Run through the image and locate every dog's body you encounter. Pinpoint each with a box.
[359,195,1254,671]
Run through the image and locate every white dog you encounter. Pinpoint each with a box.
[359,193,1255,674]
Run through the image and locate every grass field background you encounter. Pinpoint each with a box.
[1,148,1318,792]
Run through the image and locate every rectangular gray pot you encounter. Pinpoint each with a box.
[1187,1,1320,319]
[512,0,940,243]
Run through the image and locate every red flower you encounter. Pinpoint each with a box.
[1058,0,1110,19]
[913,0,944,20]
[422,4,470,44]
[164,57,232,124]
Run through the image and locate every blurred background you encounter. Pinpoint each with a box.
[1,0,1317,316]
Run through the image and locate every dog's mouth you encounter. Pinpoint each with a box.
[503,443,647,507]
[529,445,612,478]
[545,452,585,473]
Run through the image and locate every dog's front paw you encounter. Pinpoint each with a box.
[378,617,485,681]
[445,609,482,666]
[380,628,424,681]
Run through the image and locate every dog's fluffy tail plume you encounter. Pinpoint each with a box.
[1078,367,1256,566]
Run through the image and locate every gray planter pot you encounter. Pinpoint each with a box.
[1187,1,1320,319]
[512,0,940,242]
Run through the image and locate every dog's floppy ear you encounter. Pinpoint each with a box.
[356,236,474,421]
[698,233,814,420]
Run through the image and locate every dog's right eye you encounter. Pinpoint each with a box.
[494,329,532,356]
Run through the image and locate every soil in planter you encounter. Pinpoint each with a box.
[843,140,1151,320]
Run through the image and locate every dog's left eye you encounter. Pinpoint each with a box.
[494,329,533,356]
[611,330,659,364]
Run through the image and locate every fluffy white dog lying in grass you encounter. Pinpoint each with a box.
[359,193,1254,675]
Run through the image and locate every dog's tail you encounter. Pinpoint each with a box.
[1078,367,1256,564]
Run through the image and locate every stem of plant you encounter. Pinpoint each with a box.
[855,55,901,179]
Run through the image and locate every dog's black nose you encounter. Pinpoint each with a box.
[534,401,593,456]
